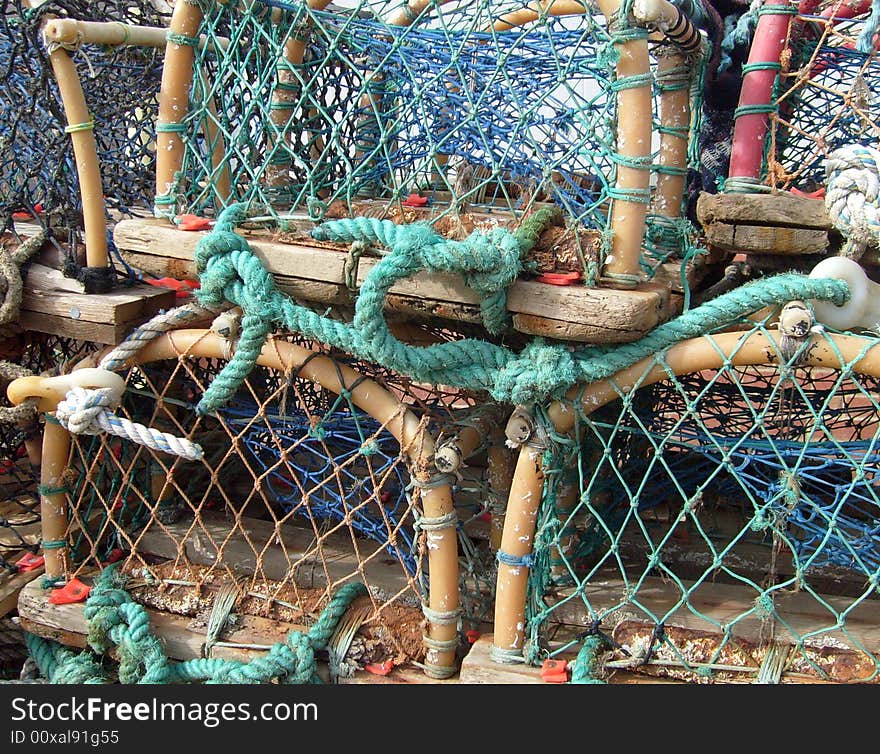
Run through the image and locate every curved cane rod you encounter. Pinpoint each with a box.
[265,1,335,192]
[650,49,691,218]
[87,329,458,679]
[155,0,205,218]
[6,369,127,580]
[491,0,652,285]
[44,42,107,269]
[493,327,880,660]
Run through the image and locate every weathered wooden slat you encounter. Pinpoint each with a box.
[704,223,829,256]
[547,574,880,653]
[696,191,833,230]
[114,218,671,344]
[20,263,177,345]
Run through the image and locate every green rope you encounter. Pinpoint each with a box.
[27,566,368,685]
[570,635,609,684]
[192,204,850,413]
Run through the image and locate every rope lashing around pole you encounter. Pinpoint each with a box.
[26,566,369,684]
[825,145,880,260]
[55,386,203,461]
[191,203,851,413]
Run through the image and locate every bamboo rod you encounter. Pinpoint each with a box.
[550,479,578,579]
[492,442,545,660]
[39,420,71,580]
[727,0,794,186]
[197,66,232,205]
[652,51,690,217]
[42,18,229,51]
[492,0,651,284]
[100,329,460,676]
[487,444,515,552]
[47,46,107,269]
[155,0,204,217]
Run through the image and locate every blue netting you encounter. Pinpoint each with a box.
[220,399,419,575]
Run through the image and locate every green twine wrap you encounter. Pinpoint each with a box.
[191,203,850,414]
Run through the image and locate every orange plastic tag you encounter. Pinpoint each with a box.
[48,577,91,605]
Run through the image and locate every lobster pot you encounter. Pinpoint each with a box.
[62,334,498,672]
[0,0,167,226]
[521,321,880,683]
[765,12,880,191]
[162,0,708,282]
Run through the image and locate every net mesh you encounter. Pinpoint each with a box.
[166,0,707,282]
[765,9,879,191]
[62,332,497,669]
[524,321,880,683]
[0,0,168,230]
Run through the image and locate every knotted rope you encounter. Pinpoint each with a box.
[0,361,39,426]
[55,386,203,461]
[825,145,880,260]
[192,204,850,412]
[27,566,369,684]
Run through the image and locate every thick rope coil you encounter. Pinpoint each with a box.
[192,204,850,412]
[0,361,38,425]
[0,229,47,331]
[55,386,203,461]
[28,567,369,685]
[825,145,880,260]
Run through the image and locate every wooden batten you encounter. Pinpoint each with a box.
[20,264,177,345]
[695,191,880,263]
[114,218,672,344]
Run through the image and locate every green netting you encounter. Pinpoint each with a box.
[166,0,708,281]
[523,320,880,683]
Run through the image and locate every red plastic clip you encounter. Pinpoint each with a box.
[12,203,43,220]
[48,577,91,605]
[15,552,44,573]
[0,459,14,474]
[364,660,394,676]
[401,193,428,207]
[177,214,212,231]
[537,271,581,286]
[144,276,200,299]
[102,548,124,565]
[465,629,481,644]
[790,187,825,199]
[540,658,569,683]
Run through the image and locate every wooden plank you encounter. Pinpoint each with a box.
[19,311,121,345]
[22,265,176,324]
[17,576,302,663]
[17,577,438,683]
[19,265,177,345]
[696,191,833,231]
[0,567,45,618]
[135,510,417,601]
[704,223,829,256]
[114,218,670,342]
[546,574,880,653]
[458,634,678,684]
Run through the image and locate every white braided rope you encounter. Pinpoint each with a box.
[99,301,230,372]
[825,145,880,258]
[56,386,204,461]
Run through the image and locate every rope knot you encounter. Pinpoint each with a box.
[55,386,115,435]
[825,145,880,258]
[491,340,577,406]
